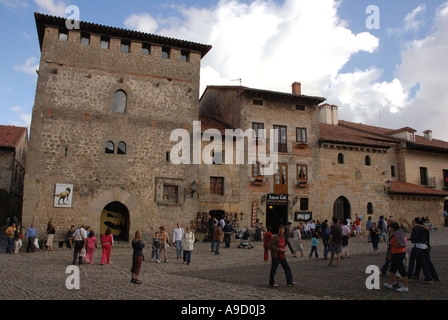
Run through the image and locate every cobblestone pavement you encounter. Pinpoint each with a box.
[1,227,447,301]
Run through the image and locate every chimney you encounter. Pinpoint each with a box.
[318,103,338,125]
[291,82,301,95]
[423,130,432,141]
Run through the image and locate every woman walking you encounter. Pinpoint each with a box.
[384,222,409,293]
[131,230,147,284]
[182,226,195,265]
[85,231,97,264]
[292,225,304,257]
[46,219,56,251]
[101,228,114,265]
[159,226,170,263]
[369,222,380,256]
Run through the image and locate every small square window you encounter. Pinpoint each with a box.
[180,50,190,62]
[253,99,263,106]
[163,185,178,203]
[296,105,305,111]
[121,40,130,53]
[81,34,90,45]
[141,43,151,55]
[300,198,309,211]
[100,37,110,49]
[59,31,68,41]
[162,47,170,59]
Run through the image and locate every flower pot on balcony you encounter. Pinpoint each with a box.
[253,178,264,186]
[297,182,307,188]
[296,143,307,149]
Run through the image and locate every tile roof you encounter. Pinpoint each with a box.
[320,120,448,152]
[388,181,448,197]
[0,125,28,149]
[199,116,232,135]
[34,12,212,58]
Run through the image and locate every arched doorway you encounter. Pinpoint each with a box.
[333,196,351,224]
[100,201,130,242]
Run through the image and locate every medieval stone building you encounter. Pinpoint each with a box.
[22,13,448,241]
[22,13,211,240]
[0,125,28,225]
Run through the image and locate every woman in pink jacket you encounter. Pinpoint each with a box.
[101,228,114,265]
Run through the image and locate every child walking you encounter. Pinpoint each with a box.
[309,232,319,259]
[151,232,161,263]
[85,231,97,264]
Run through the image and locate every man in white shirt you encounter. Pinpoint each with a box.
[172,222,185,259]
[72,223,87,265]
[341,223,351,258]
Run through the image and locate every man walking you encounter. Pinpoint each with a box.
[25,222,37,253]
[328,217,342,267]
[173,222,185,259]
[269,224,296,287]
[72,224,87,265]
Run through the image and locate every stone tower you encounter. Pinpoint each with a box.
[22,13,211,240]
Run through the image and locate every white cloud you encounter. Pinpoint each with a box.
[34,0,66,17]
[10,105,31,128]
[14,56,39,76]
[387,4,426,36]
[124,13,158,34]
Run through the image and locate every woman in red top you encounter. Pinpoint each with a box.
[384,222,408,292]
[101,228,114,265]
[263,226,273,261]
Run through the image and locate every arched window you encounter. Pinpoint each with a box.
[367,202,374,215]
[105,141,114,154]
[337,153,344,164]
[117,141,127,155]
[365,155,371,166]
[112,90,127,113]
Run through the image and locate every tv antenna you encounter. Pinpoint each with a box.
[231,78,242,86]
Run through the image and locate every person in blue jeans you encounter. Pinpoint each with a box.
[151,232,161,263]
[309,232,319,258]
[25,222,37,253]
[269,225,296,287]
[407,218,433,283]
[321,220,330,259]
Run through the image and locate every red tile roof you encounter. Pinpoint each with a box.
[0,125,28,149]
[199,116,232,135]
[388,181,448,197]
[320,120,448,152]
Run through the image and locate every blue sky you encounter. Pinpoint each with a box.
[1,0,448,141]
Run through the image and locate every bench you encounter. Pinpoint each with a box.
[38,238,68,249]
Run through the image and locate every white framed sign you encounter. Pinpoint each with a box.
[54,184,73,207]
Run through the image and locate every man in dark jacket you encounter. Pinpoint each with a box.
[269,225,296,287]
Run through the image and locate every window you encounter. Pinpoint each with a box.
[365,155,371,166]
[180,50,190,62]
[121,40,130,53]
[117,142,126,155]
[252,162,263,178]
[59,30,68,41]
[162,47,170,59]
[338,153,344,164]
[141,43,151,55]
[391,165,396,178]
[112,90,127,113]
[297,164,308,181]
[100,37,110,49]
[443,170,448,188]
[252,122,264,140]
[81,33,90,45]
[296,105,305,111]
[163,185,178,203]
[296,127,307,143]
[253,99,263,106]
[273,125,287,153]
[367,202,374,215]
[300,198,309,211]
[105,141,114,154]
[210,177,224,195]
[420,167,428,185]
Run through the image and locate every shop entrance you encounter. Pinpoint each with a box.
[333,196,351,224]
[266,202,288,234]
[100,201,129,242]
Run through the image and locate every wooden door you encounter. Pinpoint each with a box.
[274,163,288,194]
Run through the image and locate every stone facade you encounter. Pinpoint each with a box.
[0,126,28,225]
[22,14,211,240]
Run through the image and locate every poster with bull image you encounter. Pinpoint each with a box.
[54,184,73,207]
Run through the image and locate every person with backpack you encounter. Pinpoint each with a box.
[384,222,409,293]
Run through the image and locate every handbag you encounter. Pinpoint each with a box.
[80,248,86,257]
[34,238,39,249]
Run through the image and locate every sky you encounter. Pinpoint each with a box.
[1,0,448,141]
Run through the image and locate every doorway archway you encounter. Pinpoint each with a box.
[100,201,130,241]
[333,196,351,224]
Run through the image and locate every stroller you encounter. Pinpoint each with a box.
[237,230,254,249]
